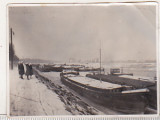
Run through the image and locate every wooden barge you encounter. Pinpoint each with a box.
[86,73,157,110]
[74,67,104,72]
[38,64,63,72]
[86,74,155,89]
[60,73,149,114]
[37,64,104,72]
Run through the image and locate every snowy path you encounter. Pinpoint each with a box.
[10,67,71,116]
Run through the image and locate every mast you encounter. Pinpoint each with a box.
[99,39,102,82]
[100,39,102,74]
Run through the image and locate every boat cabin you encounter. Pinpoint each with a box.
[110,68,121,75]
[110,68,133,76]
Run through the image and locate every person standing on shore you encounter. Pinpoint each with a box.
[25,63,30,80]
[29,63,33,79]
[18,61,24,79]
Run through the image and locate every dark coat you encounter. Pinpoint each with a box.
[25,64,30,75]
[29,65,33,75]
[18,63,24,75]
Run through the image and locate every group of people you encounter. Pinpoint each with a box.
[18,61,33,80]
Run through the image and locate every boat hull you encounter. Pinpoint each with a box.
[60,75,148,114]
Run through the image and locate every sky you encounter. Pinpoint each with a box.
[9,4,157,62]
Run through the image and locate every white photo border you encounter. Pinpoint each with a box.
[0,0,159,119]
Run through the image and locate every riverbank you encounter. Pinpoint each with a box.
[10,67,71,116]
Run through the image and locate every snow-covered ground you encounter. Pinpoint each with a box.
[10,67,71,116]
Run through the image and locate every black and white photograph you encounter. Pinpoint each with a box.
[9,3,158,116]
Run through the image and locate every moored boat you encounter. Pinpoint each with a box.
[110,68,133,76]
[37,64,64,72]
[74,67,104,72]
[86,67,157,110]
[60,72,149,114]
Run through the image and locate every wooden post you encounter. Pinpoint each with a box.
[10,28,13,70]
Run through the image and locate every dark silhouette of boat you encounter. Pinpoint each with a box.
[60,72,149,114]
[74,67,104,72]
[37,64,63,72]
[36,64,103,72]
[86,68,157,110]
[110,68,133,76]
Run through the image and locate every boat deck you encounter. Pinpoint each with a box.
[86,74,156,89]
[64,75,123,89]
[119,75,155,82]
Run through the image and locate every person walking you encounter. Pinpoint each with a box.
[25,63,30,80]
[18,61,24,79]
[29,63,33,79]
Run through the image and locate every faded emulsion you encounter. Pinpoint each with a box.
[9,3,157,116]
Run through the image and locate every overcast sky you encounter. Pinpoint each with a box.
[9,4,156,62]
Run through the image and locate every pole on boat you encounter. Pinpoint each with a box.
[121,67,123,74]
[100,39,102,82]
[100,39,101,75]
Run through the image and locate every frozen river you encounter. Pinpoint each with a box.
[86,62,156,79]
